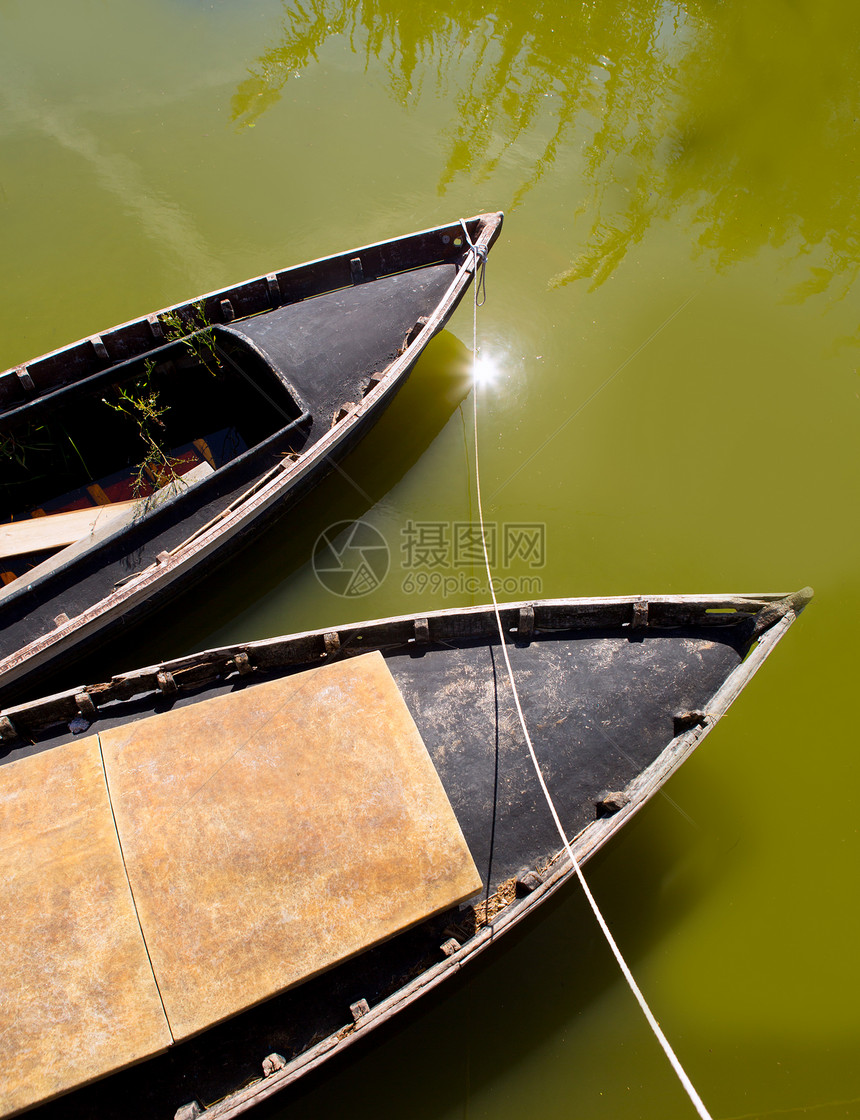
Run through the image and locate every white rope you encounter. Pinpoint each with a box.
[465,242,713,1120]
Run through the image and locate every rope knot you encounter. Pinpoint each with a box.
[459,220,488,306]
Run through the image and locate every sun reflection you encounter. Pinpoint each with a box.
[473,352,499,386]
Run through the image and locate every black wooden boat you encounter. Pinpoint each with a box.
[0,588,810,1120]
[0,212,503,704]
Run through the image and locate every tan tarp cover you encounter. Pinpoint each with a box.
[0,738,172,1117]
[0,651,480,1116]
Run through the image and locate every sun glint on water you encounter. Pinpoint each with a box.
[473,352,498,386]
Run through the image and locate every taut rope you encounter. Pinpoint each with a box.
[462,227,713,1120]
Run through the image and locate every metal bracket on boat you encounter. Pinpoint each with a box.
[404,316,429,349]
[174,1102,203,1120]
[350,998,370,1024]
[75,692,97,721]
[156,551,171,566]
[147,314,164,340]
[262,1053,287,1076]
[440,937,461,957]
[323,631,341,657]
[219,298,235,323]
[631,599,649,628]
[350,257,364,285]
[266,273,281,308]
[414,617,430,643]
[53,613,71,628]
[673,709,709,735]
[517,605,535,641]
[595,791,631,819]
[156,670,178,696]
[89,335,110,363]
[0,715,18,745]
[363,371,385,395]
[515,868,544,895]
[16,366,35,394]
[332,402,356,425]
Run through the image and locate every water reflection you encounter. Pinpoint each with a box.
[232,0,860,301]
[1,85,224,283]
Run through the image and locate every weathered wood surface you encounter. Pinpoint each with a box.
[0,503,136,560]
[0,654,480,1118]
[0,463,215,562]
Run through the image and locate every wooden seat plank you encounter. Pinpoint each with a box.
[0,502,136,560]
[0,459,214,562]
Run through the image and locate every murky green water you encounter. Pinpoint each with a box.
[2,1,859,1117]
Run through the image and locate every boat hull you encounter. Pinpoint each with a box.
[0,213,503,704]
[0,590,811,1120]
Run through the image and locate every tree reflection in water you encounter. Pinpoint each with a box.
[231,0,860,301]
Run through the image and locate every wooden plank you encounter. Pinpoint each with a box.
[86,483,111,505]
[0,460,215,562]
[0,738,172,1119]
[99,651,481,1042]
[0,503,135,560]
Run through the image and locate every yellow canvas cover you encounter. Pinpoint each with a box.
[0,651,480,1114]
[0,738,172,1118]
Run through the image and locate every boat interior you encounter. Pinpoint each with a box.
[0,333,307,585]
[0,258,461,591]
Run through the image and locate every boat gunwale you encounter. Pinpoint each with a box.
[0,213,501,401]
[0,589,812,739]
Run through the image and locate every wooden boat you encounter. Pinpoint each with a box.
[0,588,811,1120]
[0,212,503,704]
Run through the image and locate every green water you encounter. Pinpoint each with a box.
[2,1,858,1117]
